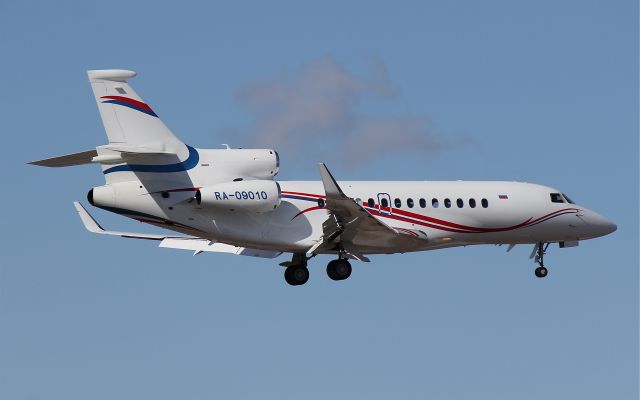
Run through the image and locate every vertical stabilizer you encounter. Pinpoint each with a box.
[88,69,186,154]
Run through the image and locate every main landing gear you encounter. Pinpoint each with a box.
[282,253,353,286]
[534,242,549,278]
[283,253,310,286]
[326,259,352,281]
[284,264,309,286]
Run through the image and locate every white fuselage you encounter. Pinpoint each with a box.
[88,147,616,256]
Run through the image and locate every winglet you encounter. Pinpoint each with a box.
[72,202,168,240]
[318,163,345,198]
[74,201,104,233]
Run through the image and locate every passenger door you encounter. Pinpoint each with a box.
[377,193,392,216]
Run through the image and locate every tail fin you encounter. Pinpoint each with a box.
[88,69,185,154]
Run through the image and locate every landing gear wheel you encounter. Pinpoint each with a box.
[327,259,352,281]
[284,265,309,286]
[535,266,548,278]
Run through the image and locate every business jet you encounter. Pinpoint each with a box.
[30,69,617,285]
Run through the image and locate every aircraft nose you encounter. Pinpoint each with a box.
[583,209,617,237]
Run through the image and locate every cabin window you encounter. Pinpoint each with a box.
[456,198,464,208]
[381,198,389,208]
[407,198,414,208]
[432,198,439,208]
[444,198,451,208]
[317,198,325,207]
[481,198,489,208]
[394,198,402,208]
[419,198,426,208]
[469,198,476,208]
[367,198,375,208]
[161,192,170,199]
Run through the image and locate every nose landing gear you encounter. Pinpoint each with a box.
[534,243,549,278]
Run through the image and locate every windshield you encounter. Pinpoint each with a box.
[562,193,575,204]
[550,192,576,204]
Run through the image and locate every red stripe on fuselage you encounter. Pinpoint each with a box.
[271,189,579,233]
[290,205,325,221]
[281,190,326,199]
[527,208,580,224]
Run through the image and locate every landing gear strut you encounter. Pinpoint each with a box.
[534,243,549,278]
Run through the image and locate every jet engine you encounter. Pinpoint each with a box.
[196,180,281,213]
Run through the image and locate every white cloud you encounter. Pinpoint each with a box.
[234,55,448,167]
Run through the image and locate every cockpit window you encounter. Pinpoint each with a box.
[550,193,563,203]
[562,193,575,204]
[550,193,576,204]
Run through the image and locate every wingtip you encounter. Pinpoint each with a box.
[318,162,345,197]
[73,201,83,212]
[73,201,104,233]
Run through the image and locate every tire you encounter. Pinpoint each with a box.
[285,265,309,285]
[535,266,548,278]
[327,259,352,281]
[284,267,297,285]
[326,260,339,280]
[335,260,352,280]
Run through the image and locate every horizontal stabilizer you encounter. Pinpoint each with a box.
[30,149,98,167]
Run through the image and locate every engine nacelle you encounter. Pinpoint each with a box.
[87,185,115,208]
[199,148,279,180]
[196,180,281,213]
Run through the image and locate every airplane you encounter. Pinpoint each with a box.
[30,69,617,286]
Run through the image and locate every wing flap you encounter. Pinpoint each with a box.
[159,238,282,258]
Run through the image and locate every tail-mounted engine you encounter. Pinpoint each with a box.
[196,180,281,213]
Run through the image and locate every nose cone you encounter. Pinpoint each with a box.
[584,209,617,238]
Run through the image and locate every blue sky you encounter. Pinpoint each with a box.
[0,1,637,399]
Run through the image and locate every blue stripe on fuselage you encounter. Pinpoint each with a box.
[102,145,199,175]
[282,195,319,202]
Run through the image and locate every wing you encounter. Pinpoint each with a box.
[313,164,427,260]
[74,202,281,258]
